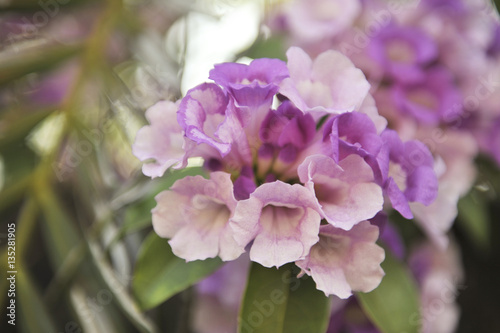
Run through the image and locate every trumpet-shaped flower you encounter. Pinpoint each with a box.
[153,172,244,261]
[297,154,383,230]
[391,67,463,125]
[230,181,321,268]
[368,25,437,84]
[279,47,370,114]
[132,100,186,178]
[322,111,386,184]
[381,130,438,219]
[296,222,385,298]
[209,58,289,108]
[177,83,234,156]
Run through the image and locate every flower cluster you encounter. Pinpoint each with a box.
[263,0,499,330]
[133,46,438,298]
[270,0,500,250]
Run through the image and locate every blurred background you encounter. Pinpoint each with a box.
[0,0,499,332]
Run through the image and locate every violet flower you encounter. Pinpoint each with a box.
[177,82,233,156]
[209,58,289,109]
[381,130,438,219]
[391,67,463,125]
[368,25,437,84]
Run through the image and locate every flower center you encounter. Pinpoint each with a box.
[190,195,231,233]
[407,88,439,111]
[385,40,416,64]
[260,204,304,236]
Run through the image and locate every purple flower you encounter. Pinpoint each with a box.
[177,83,234,156]
[152,172,244,261]
[279,47,370,114]
[323,111,386,184]
[209,58,289,108]
[369,25,437,84]
[209,58,289,144]
[132,100,186,178]
[27,62,77,106]
[391,67,463,125]
[259,100,316,165]
[370,212,405,260]
[132,44,444,300]
[487,24,500,58]
[232,165,257,200]
[260,101,316,148]
[297,154,383,230]
[229,181,321,268]
[420,0,466,14]
[296,221,385,298]
[381,130,438,219]
[325,111,382,160]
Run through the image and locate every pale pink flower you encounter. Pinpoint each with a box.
[153,172,244,261]
[230,181,321,268]
[132,100,186,178]
[297,154,384,230]
[296,221,385,298]
[279,47,370,114]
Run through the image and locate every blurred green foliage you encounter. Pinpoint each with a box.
[0,0,189,331]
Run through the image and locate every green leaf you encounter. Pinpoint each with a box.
[0,142,38,192]
[238,263,330,333]
[133,232,223,310]
[457,189,491,252]
[241,35,287,61]
[357,252,421,333]
[17,269,57,333]
[282,267,331,333]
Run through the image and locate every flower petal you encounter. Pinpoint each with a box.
[132,100,186,178]
[177,83,233,156]
[298,154,383,230]
[280,47,370,114]
[296,222,385,298]
[230,181,321,268]
[152,172,244,261]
